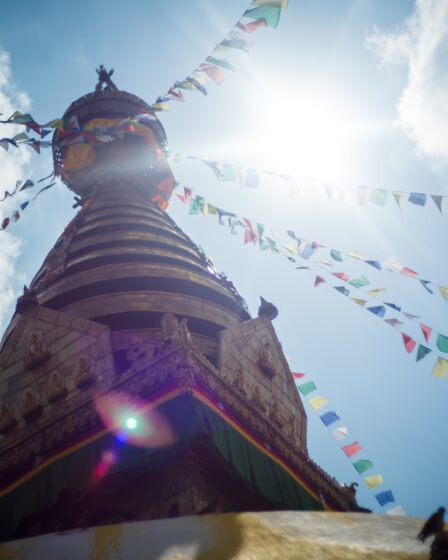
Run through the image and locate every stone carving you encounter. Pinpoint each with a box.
[258,340,277,379]
[269,398,284,431]
[24,329,50,370]
[287,413,297,440]
[75,354,96,389]
[231,368,247,396]
[251,384,266,413]
[15,285,39,314]
[47,373,67,403]
[342,482,358,501]
[126,337,155,371]
[19,388,42,420]
[161,314,192,346]
[0,403,17,434]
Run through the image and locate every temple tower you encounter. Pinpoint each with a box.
[0,79,358,542]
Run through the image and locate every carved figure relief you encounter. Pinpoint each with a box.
[19,388,42,420]
[231,368,247,396]
[0,403,17,434]
[258,340,277,379]
[287,413,297,440]
[251,384,266,413]
[24,329,50,370]
[269,398,284,431]
[126,337,155,371]
[161,314,192,346]
[47,372,67,403]
[75,354,96,389]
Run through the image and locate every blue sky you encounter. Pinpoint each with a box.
[0,0,447,518]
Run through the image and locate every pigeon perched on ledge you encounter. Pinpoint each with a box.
[418,507,446,542]
[258,297,278,320]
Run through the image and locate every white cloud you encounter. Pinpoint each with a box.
[366,0,448,161]
[0,50,31,334]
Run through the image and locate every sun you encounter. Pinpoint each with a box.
[250,87,359,182]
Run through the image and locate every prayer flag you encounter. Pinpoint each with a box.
[431,195,444,212]
[438,285,448,300]
[365,260,382,270]
[367,305,386,318]
[221,164,237,181]
[292,372,305,380]
[400,267,418,278]
[416,344,431,362]
[382,256,403,272]
[364,474,384,489]
[220,37,251,53]
[206,56,236,72]
[403,312,419,320]
[266,237,279,253]
[352,298,366,307]
[353,459,373,473]
[385,506,406,516]
[385,302,401,311]
[242,6,282,27]
[348,276,369,288]
[419,280,433,294]
[19,201,29,211]
[375,490,395,507]
[392,191,406,209]
[330,249,343,262]
[370,189,388,206]
[420,323,432,343]
[308,396,328,411]
[342,441,362,458]
[244,169,259,188]
[236,19,268,33]
[367,288,385,298]
[402,333,416,353]
[298,381,317,395]
[436,333,448,353]
[334,286,349,296]
[332,272,349,281]
[1,217,10,229]
[284,243,297,255]
[320,411,340,426]
[198,63,225,85]
[331,426,348,442]
[301,242,318,260]
[384,318,403,330]
[314,275,325,288]
[347,250,364,260]
[432,357,448,378]
[408,192,426,206]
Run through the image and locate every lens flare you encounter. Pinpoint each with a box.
[126,417,138,430]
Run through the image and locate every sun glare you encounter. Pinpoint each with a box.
[251,88,359,181]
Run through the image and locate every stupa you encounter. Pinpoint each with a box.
[0,71,359,542]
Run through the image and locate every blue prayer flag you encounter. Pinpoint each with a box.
[384,302,401,312]
[375,490,395,506]
[365,260,382,270]
[408,192,426,206]
[367,305,386,318]
[320,411,340,426]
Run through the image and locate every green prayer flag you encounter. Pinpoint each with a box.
[348,276,370,288]
[266,237,280,253]
[206,56,236,72]
[257,223,265,237]
[353,459,373,474]
[370,189,388,207]
[436,333,448,353]
[188,196,204,215]
[330,249,343,262]
[416,344,431,362]
[298,381,317,396]
[259,239,269,251]
[243,6,281,27]
[222,164,237,181]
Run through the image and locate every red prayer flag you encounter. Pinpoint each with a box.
[342,441,362,458]
[198,63,225,85]
[292,372,305,380]
[420,323,432,343]
[332,272,349,282]
[314,275,325,287]
[400,267,418,278]
[402,333,416,353]
[236,19,268,33]
[1,217,10,229]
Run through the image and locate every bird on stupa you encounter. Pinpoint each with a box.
[258,297,278,320]
[418,507,446,542]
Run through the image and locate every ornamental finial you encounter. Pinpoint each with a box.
[95,65,118,93]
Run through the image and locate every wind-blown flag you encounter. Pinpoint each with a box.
[436,333,448,353]
[384,318,403,330]
[431,195,444,212]
[330,249,343,262]
[242,5,282,28]
[438,286,448,300]
[342,441,362,458]
[334,286,349,296]
[364,474,384,489]
[420,323,432,342]
[236,19,268,33]
[292,372,305,381]
[331,426,348,442]
[370,189,388,206]
[298,381,317,395]
[432,357,448,378]
[375,490,395,507]
[314,275,325,288]
[308,396,328,411]
[402,333,416,353]
[332,272,349,281]
[416,345,431,362]
[353,459,373,474]
[348,276,369,288]
[408,192,426,206]
[319,411,340,426]
[367,305,386,319]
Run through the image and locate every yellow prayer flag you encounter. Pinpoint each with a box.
[149,103,170,112]
[368,288,385,299]
[432,357,448,378]
[438,285,448,300]
[283,243,297,255]
[201,203,209,218]
[308,396,328,411]
[173,153,184,163]
[364,474,384,489]
[347,250,364,260]
[352,298,366,307]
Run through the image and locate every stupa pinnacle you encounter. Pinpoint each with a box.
[0,76,360,542]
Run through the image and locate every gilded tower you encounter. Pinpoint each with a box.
[0,79,358,542]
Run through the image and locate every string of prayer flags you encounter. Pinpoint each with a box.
[342,442,362,458]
